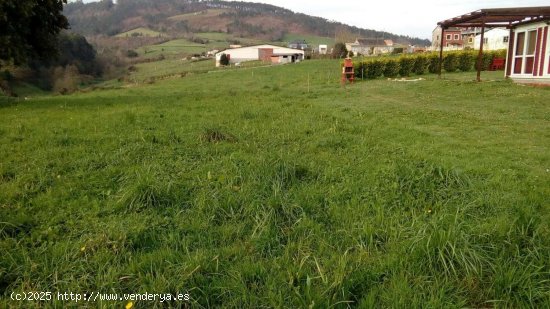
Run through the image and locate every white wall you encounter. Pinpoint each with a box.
[509,21,550,80]
[475,28,509,51]
[215,45,304,66]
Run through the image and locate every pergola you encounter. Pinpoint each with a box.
[437,7,550,81]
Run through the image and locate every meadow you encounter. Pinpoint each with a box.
[1,59,549,307]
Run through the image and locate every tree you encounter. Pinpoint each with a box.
[0,0,69,66]
[332,43,348,59]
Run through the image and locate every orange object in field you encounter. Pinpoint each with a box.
[341,57,354,84]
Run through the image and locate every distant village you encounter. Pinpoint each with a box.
[211,26,512,67]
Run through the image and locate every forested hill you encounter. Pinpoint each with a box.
[65,0,430,46]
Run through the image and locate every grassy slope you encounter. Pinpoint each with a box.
[1,61,549,307]
[136,39,207,59]
[115,27,165,38]
[167,9,231,22]
[281,33,335,48]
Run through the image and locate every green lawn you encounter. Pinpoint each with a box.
[1,60,549,307]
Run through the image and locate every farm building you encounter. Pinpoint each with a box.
[318,44,328,54]
[215,45,305,67]
[437,6,550,83]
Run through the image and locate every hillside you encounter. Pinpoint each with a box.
[65,0,430,46]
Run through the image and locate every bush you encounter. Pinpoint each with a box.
[365,60,385,79]
[443,53,458,72]
[354,62,366,79]
[332,43,348,59]
[412,56,428,75]
[219,53,229,66]
[399,56,414,77]
[53,65,81,94]
[383,59,399,78]
[1,70,13,81]
[428,53,441,74]
[126,50,138,58]
[458,52,474,72]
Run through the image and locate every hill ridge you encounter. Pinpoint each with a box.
[65,0,430,46]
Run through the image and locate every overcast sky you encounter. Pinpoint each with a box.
[79,0,549,39]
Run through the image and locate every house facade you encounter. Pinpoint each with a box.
[461,28,480,49]
[507,20,550,83]
[346,38,394,56]
[432,26,463,50]
[215,45,305,67]
[475,28,509,50]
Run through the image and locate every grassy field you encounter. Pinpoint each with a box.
[115,27,165,38]
[167,9,230,22]
[123,58,267,84]
[136,39,207,59]
[1,60,549,307]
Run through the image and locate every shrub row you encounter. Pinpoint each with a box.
[350,50,507,79]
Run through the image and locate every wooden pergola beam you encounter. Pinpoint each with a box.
[476,21,486,82]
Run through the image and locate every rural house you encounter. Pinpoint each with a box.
[474,28,509,51]
[288,40,308,50]
[461,27,481,49]
[346,38,394,56]
[215,45,305,67]
[431,26,463,50]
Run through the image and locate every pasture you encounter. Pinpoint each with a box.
[1,60,549,307]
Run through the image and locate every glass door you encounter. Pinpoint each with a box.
[514,30,538,75]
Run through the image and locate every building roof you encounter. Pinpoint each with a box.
[354,38,392,47]
[438,6,550,28]
[215,44,305,56]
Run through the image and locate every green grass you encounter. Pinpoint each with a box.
[167,9,230,22]
[123,59,268,84]
[136,39,207,59]
[115,27,165,38]
[194,32,231,41]
[1,60,549,307]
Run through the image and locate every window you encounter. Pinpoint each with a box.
[503,36,509,43]
[454,34,459,40]
[468,37,473,43]
[514,30,538,75]
[446,34,451,40]
[513,32,525,74]
[483,38,488,44]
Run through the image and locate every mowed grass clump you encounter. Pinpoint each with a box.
[1,60,549,307]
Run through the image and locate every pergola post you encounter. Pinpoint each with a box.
[439,27,445,78]
[476,20,486,82]
[506,25,514,77]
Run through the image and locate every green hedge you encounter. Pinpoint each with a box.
[383,59,399,78]
[346,49,507,79]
